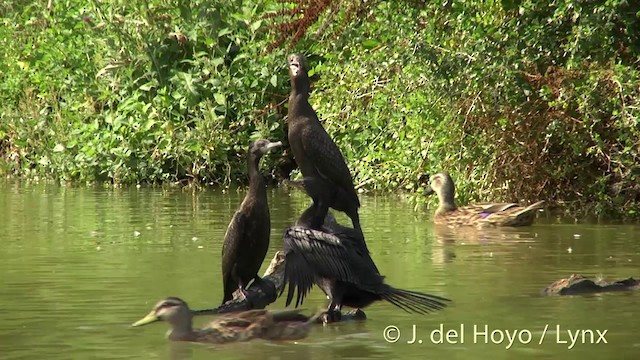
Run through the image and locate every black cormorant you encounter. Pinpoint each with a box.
[286,54,363,237]
[281,209,450,322]
[221,139,282,305]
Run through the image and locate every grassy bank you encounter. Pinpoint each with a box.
[1,1,638,219]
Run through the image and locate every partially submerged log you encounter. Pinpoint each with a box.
[543,274,640,295]
[192,251,367,322]
[193,251,285,315]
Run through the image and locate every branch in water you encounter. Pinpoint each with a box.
[192,251,285,315]
[191,250,367,322]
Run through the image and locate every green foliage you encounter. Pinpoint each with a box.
[295,0,640,219]
[1,0,639,219]
[0,0,288,184]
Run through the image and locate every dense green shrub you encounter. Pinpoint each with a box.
[1,0,638,219]
[303,1,640,219]
[0,1,289,184]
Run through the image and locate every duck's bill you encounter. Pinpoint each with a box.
[423,186,435,196]
[132,311,159,327]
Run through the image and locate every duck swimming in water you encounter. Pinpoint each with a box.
[424,172,544,227]
[132,297,320,343]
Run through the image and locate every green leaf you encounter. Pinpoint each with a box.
[250,20,263,32]
[218,28,232,38]
[362,39,380,49]
[38,155,50,166]
[212,57,224,67]
[180,73,198,95]
[270,74,277,87]
[140,82,155,92]
[53,144,65,152]
[214,93,226,106]
[143,119,156,131]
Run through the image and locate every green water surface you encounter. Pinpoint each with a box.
[0,181,638,359]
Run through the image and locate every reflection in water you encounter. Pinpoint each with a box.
[1,181,640,359]
[429,225,541,267]
[431,225,541,245]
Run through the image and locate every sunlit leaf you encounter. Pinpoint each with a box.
[362,39,380,49]
[214,93,226,106]
[212,57,224,67]
[218,28,232,38]
[140,83,155,92]
[250,20,262,32]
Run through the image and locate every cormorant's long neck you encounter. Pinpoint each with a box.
[288,76,314,119]
[247,153,266,198]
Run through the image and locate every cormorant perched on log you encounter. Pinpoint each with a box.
[280,209,450,322]
[221,139,282,305]
[286,53,363,237]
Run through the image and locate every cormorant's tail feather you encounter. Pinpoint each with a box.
[380,286,450,314]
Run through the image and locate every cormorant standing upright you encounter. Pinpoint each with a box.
[286,53,363,238]
[221,139,282,304]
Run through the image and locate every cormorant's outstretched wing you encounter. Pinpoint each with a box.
[280,226,380,307]
[321,211,374,263]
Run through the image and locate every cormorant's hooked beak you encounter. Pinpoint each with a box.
[423,186,435,196]
[131,311,159,327]
[265,141,283,152]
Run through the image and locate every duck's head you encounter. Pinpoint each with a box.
[132,297,191,327]
[423,172,456,210]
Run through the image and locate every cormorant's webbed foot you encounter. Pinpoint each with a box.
[238,285,249,301]
[322,308,342,324]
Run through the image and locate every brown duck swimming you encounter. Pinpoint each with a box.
[132,297,319,343]
[221,139,282,304]
[286,54,363,238]
[424,172,544,227]
[281,208,450,322]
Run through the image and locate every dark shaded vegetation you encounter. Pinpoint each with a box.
[1,0,638,219]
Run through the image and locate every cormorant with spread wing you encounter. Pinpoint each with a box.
[280,207,450,322]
